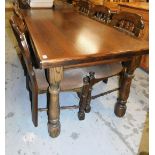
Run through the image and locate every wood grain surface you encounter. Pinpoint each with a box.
[21,8,148,68]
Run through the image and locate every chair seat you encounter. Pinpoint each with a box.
[83,63,122,79]
[34,68,85,92]
[34,62,122,93]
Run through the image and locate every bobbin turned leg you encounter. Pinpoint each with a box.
[114,56,142,117]
[47,67,63,138]
[85,72,95,113]
[78,76,90,120]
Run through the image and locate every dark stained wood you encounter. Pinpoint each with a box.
[10,15,39,126]
[21,9,148,69]
[85,72,95,113]
[13,1,26,30]
[12,2,28,74]
[89,5,111,23]
[78,76,90,120]
[12,3,40,69]
[84,63,122,114]
[13,8,149,138]
[114,56,142,117]
[78,0,93,16]
[110,11,144,37]
[118,2,149,72]
[17,0,30,9]
[91,88,120,100]
[10,12,85,130]
[11,8,127,136]
[83,9,145,115]
[10,13,85,133]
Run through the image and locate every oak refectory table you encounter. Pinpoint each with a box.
[20,8,148,137]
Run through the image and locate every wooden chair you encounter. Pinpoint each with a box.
[110,11,144,37]
[53,0,73,9]
[77,63,122,120]
[78,0,93,16]
[11,2,27,75]
[12,1,39,68]
[16,0,30,9]
[10,14,89,126]
[72,0,80,8]
[89,5,111,23]
[79,12,145,120]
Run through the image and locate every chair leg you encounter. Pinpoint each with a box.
[18,52,27,76]
[77,92,81,98]
[22,58,27,76]
[31,89,38,127]
[26,75,29,91]
[78,76,90,120]
[29,89,32,103]
[85,72,95,113]
[26,75,33,103]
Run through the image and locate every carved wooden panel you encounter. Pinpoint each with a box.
[111,11,144,37]
[119,2,149,71]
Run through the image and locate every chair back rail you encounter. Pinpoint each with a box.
[13,1,24,20]
[13,4,39,68]
[10,16,38,92]
[15,0,30,9]
[78,0,92,16]
[90,5,111,23]
[110,11,144,37]
[12,1,26,32]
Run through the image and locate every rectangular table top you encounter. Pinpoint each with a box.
[21,8,149,69]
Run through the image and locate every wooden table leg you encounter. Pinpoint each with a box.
[114,56,142,117]
[85,72,95,113]
[47,67,63,138]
